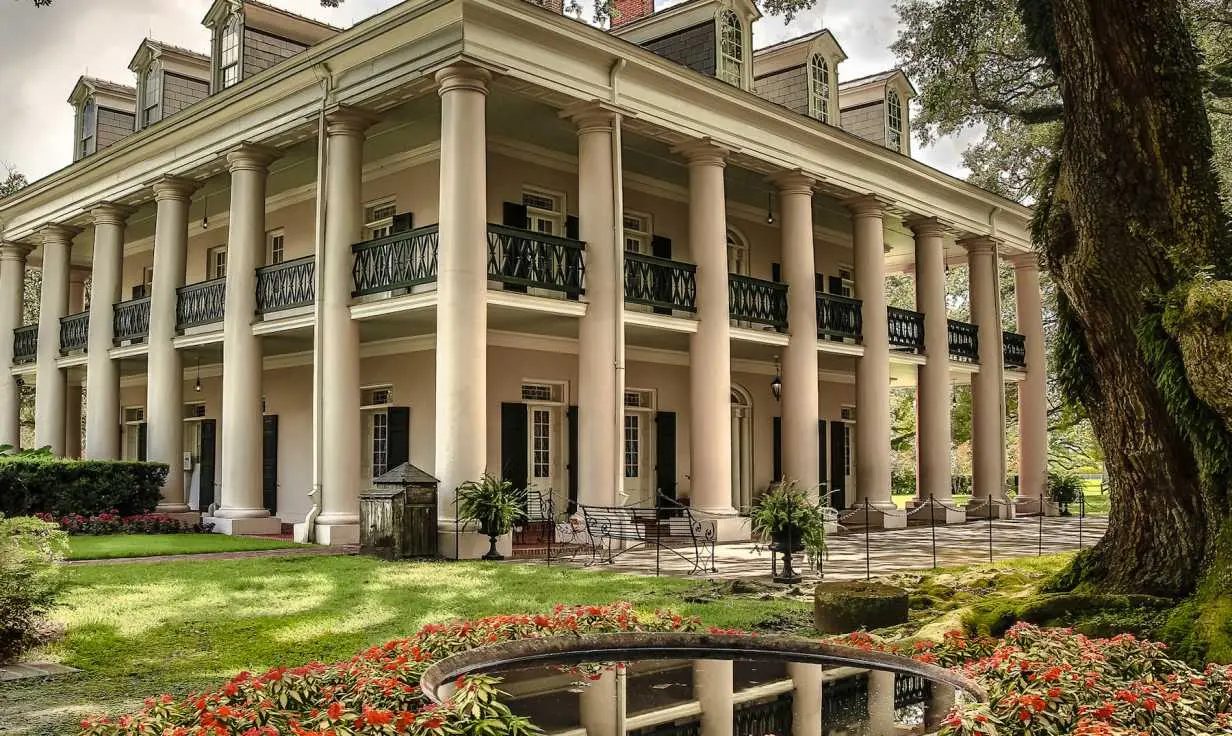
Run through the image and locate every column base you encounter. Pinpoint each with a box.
[691,508,752,542]
[157,510,204,526]
[965,499,1014,520]
[1014,497,1058,517]
[437,522,513,560]
[906,499,967,525]
[155,502,192,514]
[292,521,359,546]
[204,515,283,536]
[845,503,908,530]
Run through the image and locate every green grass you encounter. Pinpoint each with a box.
[67,534,305,560]
[4,556,806,735]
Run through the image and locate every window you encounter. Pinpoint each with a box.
[363,199,397,240]
[363,387,393,406]
[886,88,904,152]
[219,14,242,89]
[532,408,552,479]
[266,229,285,265]
[726,228,749,275]
[133,266,154,299]
[521,383,555,402]
[371,411,389,478]
[207,246,227,280]
[624,414,640,478]
[717,10,744,87]
[623,213,651,254]
[79,101,96,159]
[123,407,145,461]
[808,54,831,123]
[142,64,161,127]
[183,403,207,419]
[522,189,564,236]
[838,267,854,297]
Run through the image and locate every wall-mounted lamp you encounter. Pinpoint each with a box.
[766,191,776,225]
[770,354,782,402]
[194,356,202,392]
[201,192,209,231]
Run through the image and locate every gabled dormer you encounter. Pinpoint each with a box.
[838,69,917,156]
[612,0,761,91]
[67,77,136,163]
[752,30,848,125]
[202,0,340,92]
[129,39,211,131]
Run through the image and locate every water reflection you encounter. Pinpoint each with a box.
[481,657,966,736]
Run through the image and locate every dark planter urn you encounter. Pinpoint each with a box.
[772,526,805,584]
[480,520,505,561]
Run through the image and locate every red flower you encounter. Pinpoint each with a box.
[326,702,343,720]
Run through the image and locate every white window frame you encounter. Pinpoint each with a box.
[79,100,97,159]
[363,198,397,241]
[218,13,243,90]
[522,187,565,236]
[521,381,567,490]
[837,265,855,298]
[716,9,745,88]
[886,88,905,153]
[623,212,652,254]
[141,63,161,128]
[808,54,831,123]
[622,388,656,484]
[266,228,285,266]
[122,406,146,461]
[727,227,750,276]
[361,385,395,482]
[207,246,227,280]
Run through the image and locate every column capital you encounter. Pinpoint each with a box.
[671,138,730,167]
[89,203,135,227]
[561,101,622,135]
[768,169,816,196]
[958,235,999,254]
[39,223,82,244]
[151,176,200,202]
[904,216,948,238]
[325,106,380,138]
[0,243,33,262]
[225,143,281,173]
[435,63,491,97]
[843,194,891,219]
[1008,251,1043,270]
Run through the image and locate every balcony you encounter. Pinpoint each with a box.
[113,297,151,345]
[1003,331,1027,368]
[816,292,862,341]
[60,311,89,354]
[177,277,226,330]
[947,319,979,362]
[487,224,586,297]
[729,275,788,330]
[257,255,315,313]
[13,325,36,364]
[624,252,696,314]
[887,307,925,351]
[352,225,439,297]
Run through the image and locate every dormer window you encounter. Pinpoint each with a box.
[717,10,744,87]
[808,54,831,123]
[79,100,96,159]
[219,14,242,89]
[886,88,904,152]
[141,64,161,127]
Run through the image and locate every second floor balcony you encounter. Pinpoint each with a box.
[60,311,88,355]
[13,325,37,364]
[177,277,226,330]
[888,307,925,352]
[257,256,315,313]
[114,297,151,345]
[729,274,788,330]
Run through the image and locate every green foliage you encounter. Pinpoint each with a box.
[0,514,67,664]
[0,458,169,518]
[1046,471,1082,513]
[456,474,526,537]
[749,480,827,568]
[962,592,1173,638]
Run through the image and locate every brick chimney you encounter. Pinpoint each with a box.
[611,0,654,28]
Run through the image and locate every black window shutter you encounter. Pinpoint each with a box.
[565,215,580,240]
[655,411,677,506]
[262,414,279,515]
[828,275,843,294]
[132,284,148,300]
[818,420,828,500]
[502,202,527,228]
[771,262,782,283]
[137,422,148,461]
[815,273,824,292]
[651,235,672,259]
[501,402,529,492]
[392,212,414,234]
[387,406,411,469]
[199,419,216,511]
[772,416,782,482]
[830,420,846,510]
[567,405,579,513]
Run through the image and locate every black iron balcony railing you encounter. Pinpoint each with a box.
[729,275,788,330]
[59,311,89,354]
[887,307,925,351]
[1004,330,1027,368]
[177,277,226,330]
[487,224,585,297]
[948,319,979,362]
[816,292,862,340]
[13,325,36,364]
[624,252,697,314]
[257,255,315,313]
[352,225,439,297]
[113,297,151,345]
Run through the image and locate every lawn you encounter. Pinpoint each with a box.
[67,533,306,560]
[3,555,808,735]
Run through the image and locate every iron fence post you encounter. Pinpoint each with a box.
[988,502,994,563]
[1038,501,1044,556]
[929,493,937,570]
[655,513,662,577]
[1079,491,1085,550]
[864,499,871,581]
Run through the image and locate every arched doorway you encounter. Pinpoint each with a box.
[731,385,754,511]
[727,227,750,275]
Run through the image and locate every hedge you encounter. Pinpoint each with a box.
[0,458,169,517]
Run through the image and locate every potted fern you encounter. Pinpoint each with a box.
[750,480,828,583]
[1048,472,1083,516]
[456,474,526,560]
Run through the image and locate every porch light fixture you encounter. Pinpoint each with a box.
[766,191,775,224]
[194,357,202,392]
[201,192,209,230]
[770,355,782,402]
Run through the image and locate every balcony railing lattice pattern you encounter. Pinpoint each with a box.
[113,297,151,344]
[624,252,696,313]
[257,256,315,313]
[816,292,863,340]
[948,319,979,362]
[59,312,89,354]
[177,278,226,330]
[13,325,37,363]
[887,307,925,351]
[487,224,585,297]
[352,225,439,297]
[1003,330,1027,368]
[729,274,788,329]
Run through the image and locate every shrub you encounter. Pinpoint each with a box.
[0,458,169,517]
[0,515,67,664]
[1047,472,1084,515]
[35,512,213,535]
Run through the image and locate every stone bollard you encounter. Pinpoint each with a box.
[813,581,909,634]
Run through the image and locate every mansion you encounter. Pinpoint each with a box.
[0,0,1047,550]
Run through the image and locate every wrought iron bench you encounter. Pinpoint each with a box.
[578,504,716,574]
[515,489,557,544]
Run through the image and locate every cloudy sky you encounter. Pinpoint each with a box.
[0,0,972,184]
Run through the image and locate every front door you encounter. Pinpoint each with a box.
[529,405,561,499]
[622,411,653,506]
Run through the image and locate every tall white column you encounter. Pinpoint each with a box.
[964,237,1008,516]
[579,667,623,736]
[571,105,621,508]
[148,177,198,513]
[675,140,742,537]
[774,172,820,496]
[65,268,87,459]
[212,143,281,534]
[693,660,734,736]
[866,670,897,736]
[35,225,77,455]
[1013,254,1048,508]
[317,108,376,545]
[0,243,31,449]
[788,662,823,736]
[847,197,902,527]
[435,65,491,556]
[85,205,130,460]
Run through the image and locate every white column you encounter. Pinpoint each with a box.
[84,206,130,460]
[1013,254,1048,509]
[317,108,376,545]
[434,65,491,557]
[65,268,87,459]
[774,172,820,496]
[693,660,734,736]
[148,177,198,514]
[571,105,621,507]
[847,197,902,527]
[212,143,281,534]
[579,667,623,736]
[35,225,77,455]
[866,670,897,736]
[964,237,1008,516]
[788,662,823,736]
[0,243,31,449]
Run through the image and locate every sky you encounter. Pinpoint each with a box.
[0,0,973,185]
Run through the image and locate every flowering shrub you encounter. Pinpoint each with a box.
[35,512,213,535]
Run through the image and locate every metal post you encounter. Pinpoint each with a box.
[929,494,937,570]
[655,511,662,577]
[988,502,994,563]
[1037,502,1044,556]
[1078,491,1085,550]
[454,490,460,561]
[864,499,871,581]
[546,496,553,567]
